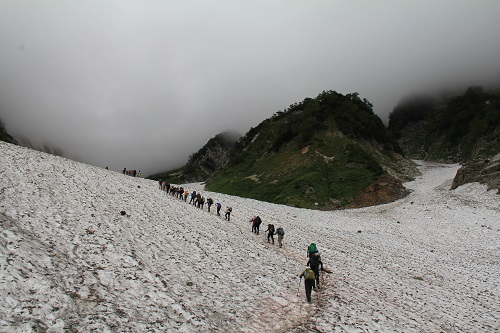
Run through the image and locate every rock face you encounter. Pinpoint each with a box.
[388,86,499,193]
[178,131,240,183]
[348,175,411,208]
[452,154,500,193]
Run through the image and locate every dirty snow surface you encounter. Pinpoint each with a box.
[1,142,499,333]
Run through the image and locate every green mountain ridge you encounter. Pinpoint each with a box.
[205,90,418,210]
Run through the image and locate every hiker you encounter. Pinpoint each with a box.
[137,170,141,177]
[158,179,163,189]
[250,216,262,233]
[275,227,285,247]
[199,196,205,209]
[266,224,275,244]
[190,191,197,204]
[216,202,222,216]
[123,168,126,175]
[184,189,189,202]
[298,266,316,303]
[250,216,258,233]
[307,243,319,259]
[207,197,214,212]
[225,207,232,221]
[307,252,330,288]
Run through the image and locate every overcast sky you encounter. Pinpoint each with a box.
[1,0,499,175]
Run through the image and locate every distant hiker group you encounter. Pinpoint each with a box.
[123,168,141,177]
[250,216,285,248]
[156,179,232,221]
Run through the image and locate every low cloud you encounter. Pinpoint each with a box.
[1,0,499,175]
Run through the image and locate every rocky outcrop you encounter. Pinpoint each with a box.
[452,154,500,193]
[348,175,411,208]
[178,131,240,182]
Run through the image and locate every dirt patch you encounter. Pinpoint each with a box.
[349,175,410,208]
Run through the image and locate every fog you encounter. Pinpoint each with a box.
[1,0,499,176]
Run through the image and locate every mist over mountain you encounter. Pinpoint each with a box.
[147,130,241,183]
[388,85,500,191]
[0,118,16,144]
[1,1,499,175]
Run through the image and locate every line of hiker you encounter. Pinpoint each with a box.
[157,179,329,304]
[123,168,141,177]
[298,242,332,303]
[249,216,286,248]
[157,179,233,220]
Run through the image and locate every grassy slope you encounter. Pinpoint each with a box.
[206,92,398,209]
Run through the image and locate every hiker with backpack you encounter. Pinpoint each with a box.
[207,197,214,212]
[298,266,316,303]
[216,202,222,216]
[250,216,262,234]
[307,252,331,288]
[275,227,285,247]
[265,224,275,244]
[190,191,197,204]
[225,207,232,221]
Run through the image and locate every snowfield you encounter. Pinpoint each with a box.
[1,141,499,333]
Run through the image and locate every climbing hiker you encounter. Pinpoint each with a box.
[266,224,275,244]
[190,191,197,204]
[225,206,232,221]
[250,216,261,234]
[307,252,323,287]
[275,226,285,247]
[307,252,331,288]
[207,197,214,212]
[298,266,316,303]
[216,202,222,216]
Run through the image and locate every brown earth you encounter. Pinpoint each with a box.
[348,175,411,208]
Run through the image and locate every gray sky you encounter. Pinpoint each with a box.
[1,0,499,175]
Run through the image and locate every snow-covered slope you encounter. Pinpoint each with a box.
[1,142,498,333]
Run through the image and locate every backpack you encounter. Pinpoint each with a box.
[207,198,213,205]
[308,243,317,254]
[229,207,232,212]
[304,269,316,280]
[276,227,285,236]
